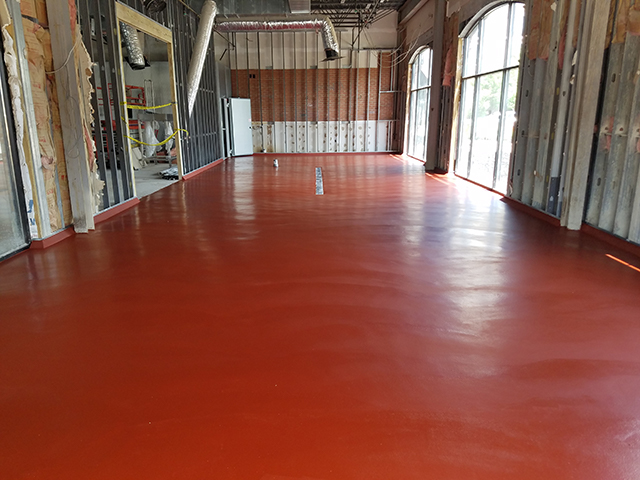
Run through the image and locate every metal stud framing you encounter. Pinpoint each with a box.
[226,28,401,154]
[79,0,225,211]
[584,0,640,244]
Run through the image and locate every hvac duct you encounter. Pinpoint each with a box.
[187,0,218,115]
[215,15,340,61]
[120,22,145,70]
[187,3,340,116]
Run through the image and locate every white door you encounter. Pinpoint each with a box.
[230,98,253,156]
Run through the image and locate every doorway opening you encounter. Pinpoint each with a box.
[121,31,177,198]
[116,4,183,200]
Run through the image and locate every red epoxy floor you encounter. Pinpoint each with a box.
[1,154,640,479]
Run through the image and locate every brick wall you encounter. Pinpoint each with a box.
[230,52,397,123]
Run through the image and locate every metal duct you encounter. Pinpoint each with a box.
[187,0,218,116]
[120,22,145,70]
[216,15,340,61]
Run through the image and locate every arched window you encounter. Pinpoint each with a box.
[407,48,432,161]
[456,2,525,192]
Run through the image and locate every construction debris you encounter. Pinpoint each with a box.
[160,166,179,179]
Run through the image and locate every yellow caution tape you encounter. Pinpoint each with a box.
[127,128,189,147]
[121,101,175,110]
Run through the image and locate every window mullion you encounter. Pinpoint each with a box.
[466,76,481,177]
[476,17,484,76]
[423,86,430,160]
[503,3,514,71]
[466,20,484,176]
[493,69,510,189]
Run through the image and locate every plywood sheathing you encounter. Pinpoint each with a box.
[22,17,64,231]
[606,0,618,47]
[539,0,555,60]
[572,0,582,48]
[528,0,543,59]
[0,0,8,26]
[20,0,48,26]
[627,0,640,36]
[41,29,72,224]
[21,0,101,228]
[610,0,640,43]
[613,0,630,43]
[558,0,574,67]
[529,0,581,63]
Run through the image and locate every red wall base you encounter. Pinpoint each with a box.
[30,227,76,250]
[581,223,640,260]
[182,158,227,180]
[501,196,562,227]
[94,197,140,225]
[31,197,141,250]
[252,152,398,157]
[501,197,640,260]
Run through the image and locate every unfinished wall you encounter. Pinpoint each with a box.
[218,14,402,153]
[20,0,73,232]
[105,0,223,175]
[584,0,640,245]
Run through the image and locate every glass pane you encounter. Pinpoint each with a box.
[508,3,526,68]
[417,49,431,88]
[411,55,419,90]
[479,4,509,74]
[456,78,476,178]
[495,68,519,193]
[0,104,27,257]
[469,71,503,187]
[463,26,479,78]
[412,88,429,161]
[408,91,418,157]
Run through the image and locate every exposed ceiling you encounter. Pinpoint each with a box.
[181,0,405,28]
[310,0,404,28]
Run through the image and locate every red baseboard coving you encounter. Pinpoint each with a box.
[253,152,397,157]
[94,197,140,225]
[182,158,227,180]
[30,198,141,250]
[581,223,640,260]
[501,197,640,260]
[500,196,561,227]
[30,227,76,249]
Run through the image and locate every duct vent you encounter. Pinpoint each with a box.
[288,0,310,13]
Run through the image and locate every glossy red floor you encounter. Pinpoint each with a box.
[2,154,640,479]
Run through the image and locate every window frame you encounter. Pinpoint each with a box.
[455,1,525,192]
[407,47,433,162]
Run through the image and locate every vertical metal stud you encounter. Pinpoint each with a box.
[366,50,371,152]
[282,32,287,153]
[304,31,308,153]
[599,36,640,230]
[271,31,276,152]
[257,32,264,152]
[293,32,298,153]
[376,51,382,151]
